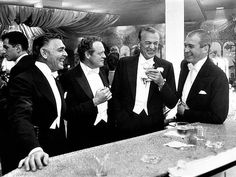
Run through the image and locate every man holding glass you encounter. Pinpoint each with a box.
[109,26,178,140]
[60,36,113,151]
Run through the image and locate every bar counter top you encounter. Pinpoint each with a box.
[4,119,236,177]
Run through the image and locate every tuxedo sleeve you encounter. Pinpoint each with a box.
[8,76,40,157]
[108,59,131,129]
[159,63,178,109]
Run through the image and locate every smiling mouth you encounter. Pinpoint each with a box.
[184,53,192,58]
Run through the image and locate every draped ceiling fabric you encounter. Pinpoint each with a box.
[0,5,120,40]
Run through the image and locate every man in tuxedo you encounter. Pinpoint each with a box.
[109,26,178,140]
[177,29,229,124]
[1,31,35,174]
[6,33,68,173]
[60,36,112,151]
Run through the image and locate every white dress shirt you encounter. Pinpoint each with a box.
[182,57,207,103]
[35,61,61,129]
[1,57,15,73]
[133,54,154,115]
[80,62,108,125]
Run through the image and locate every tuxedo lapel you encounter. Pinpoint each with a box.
[99,67,109,87]
[148,56,159,100]
[178,61,189,96]
[153,56,161,69]
[127,56,138,99]
[148,56,163,100]
[32,67,57,111]
[55,78,66,116]
[74,64,93,99]
[187,58,211,102]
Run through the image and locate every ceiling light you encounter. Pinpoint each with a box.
[216,7,224,10]
[89,9,105,13]
[34,0,43,8]
[75,5,92,9]
[34,2,43,8]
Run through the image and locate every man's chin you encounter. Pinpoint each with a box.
[58,65,64,70]
[185,57,192,62]
[145,54,155,59]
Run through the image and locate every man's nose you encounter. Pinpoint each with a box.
[184,46,190,52]
[63,50,68,56]
[149,43,155,49]
[101,53,106,58]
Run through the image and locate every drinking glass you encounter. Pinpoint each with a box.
[93,154,109,177]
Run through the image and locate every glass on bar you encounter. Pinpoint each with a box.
[93,154,109,177]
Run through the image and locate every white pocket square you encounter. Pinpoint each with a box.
[199,90,207,95]
[157,67,164,73]
[64,92,67,99]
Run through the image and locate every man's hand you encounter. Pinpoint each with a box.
[93,87,112,106]
[177,101,189,115]
[18,150,49,172]
[145,68,165,87]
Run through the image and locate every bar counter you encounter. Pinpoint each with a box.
[4,120,236,177]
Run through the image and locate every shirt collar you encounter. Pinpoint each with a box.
[80,61,99,75]
[139,53,154,67]
[15,53,28,64]
[35,61,53,76]
[192,56,207,72]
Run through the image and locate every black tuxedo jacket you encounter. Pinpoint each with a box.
[109,55,178,139]
[6,65,67,172]
[60,63,114,151]
[1,54,35,174]
[177,58,229,124]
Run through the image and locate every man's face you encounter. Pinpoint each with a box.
[87,41,106,68]
[44,39,68,72]
[184,34,206,65]
[3,38,18,61]
[139,31,159,59]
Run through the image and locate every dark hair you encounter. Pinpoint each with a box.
[32,33,63,59]
[138,26,160,41]
[130,45,140,56]
[77,36,102,62]
[1,31,28,51]
[107,52,119,71]
[110,45,119,54]
[187,29,212,48]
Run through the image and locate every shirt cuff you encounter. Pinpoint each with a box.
[28,147,43,156]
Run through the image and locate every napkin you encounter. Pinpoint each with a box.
[164,141,195,149]
[168,147,236,177]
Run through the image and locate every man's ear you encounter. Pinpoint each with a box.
[15,44,22,53]
[40,48,48,59]
[202,45,210,54]
[85,51,91,59]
